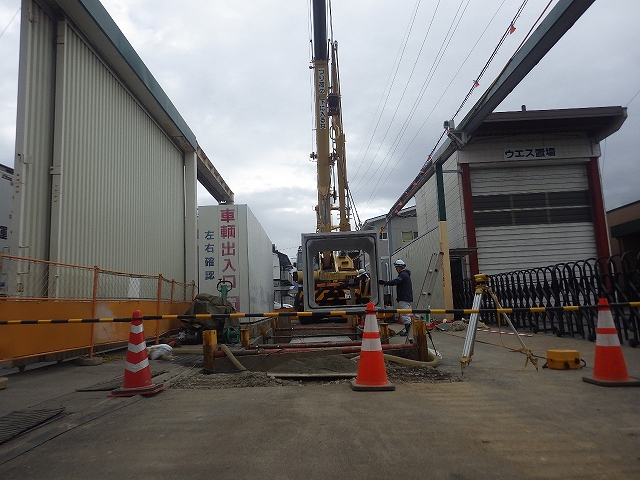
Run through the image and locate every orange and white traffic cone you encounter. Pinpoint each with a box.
[109,310,165,397]
[583,298,640,387]
[351,302,395,391]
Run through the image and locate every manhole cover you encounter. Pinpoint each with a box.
[0,408,65,445]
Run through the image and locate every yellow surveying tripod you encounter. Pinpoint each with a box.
[460,274,538,373]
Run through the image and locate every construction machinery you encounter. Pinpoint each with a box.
[294,0,382,317]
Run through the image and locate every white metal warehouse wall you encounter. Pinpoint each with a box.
[12,1,187,281]
[415,153,466,250]
[391,227,444,315]
[12,0,56,264]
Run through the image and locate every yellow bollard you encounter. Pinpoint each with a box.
[414,319,428,361]
[240,328,250,348]
[203,330,217,373]
[379,323,390,345]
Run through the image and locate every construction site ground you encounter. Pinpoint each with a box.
[1,322,639,480]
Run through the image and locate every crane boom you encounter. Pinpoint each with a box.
[311,0,350,233]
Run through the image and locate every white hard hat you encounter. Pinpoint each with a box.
[394,259,406,267]
[357,269,366,275]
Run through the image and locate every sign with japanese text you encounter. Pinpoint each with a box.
[503,147,557,161]
[197,204,274,315]
[198,205,242,312]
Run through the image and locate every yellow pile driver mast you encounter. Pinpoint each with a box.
[311,0,350,235]
[293,0,372,315]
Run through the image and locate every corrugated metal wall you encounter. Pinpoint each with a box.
[12,1,56,263]
[471,163,597,274]
[13,1,186,284]
[392,227,444,313]
[415,153,465,249]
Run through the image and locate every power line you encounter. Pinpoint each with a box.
[359,0,472,210]
[349,0,425,187]
[0,7,20,40]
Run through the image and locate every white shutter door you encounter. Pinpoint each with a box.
[470,164,597,274]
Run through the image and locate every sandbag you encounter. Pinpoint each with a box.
[182,293,239,334]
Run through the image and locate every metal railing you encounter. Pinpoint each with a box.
[0,253,196,303]
[453,251,640,347]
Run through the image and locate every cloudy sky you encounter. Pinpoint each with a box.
[1,0,639,262]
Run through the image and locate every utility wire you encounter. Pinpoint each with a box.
[359,0,472,210]
[385,0,536,219]
[352,0,443,194]
[388,0,508,174]
[0,7,20,40]
[452,0,529,122]
[349,0,424,184]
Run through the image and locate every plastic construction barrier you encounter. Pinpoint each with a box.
[2,303,640,325]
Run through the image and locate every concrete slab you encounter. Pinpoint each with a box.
[0,329,638,479]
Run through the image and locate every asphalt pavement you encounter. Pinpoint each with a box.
[1,324,639,480]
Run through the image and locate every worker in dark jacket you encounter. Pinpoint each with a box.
[379,259,413,338]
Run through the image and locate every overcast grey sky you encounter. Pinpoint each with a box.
[1,1,639,261]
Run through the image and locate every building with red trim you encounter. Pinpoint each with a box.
[414,106,626,278]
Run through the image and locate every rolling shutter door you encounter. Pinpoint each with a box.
[470,164,597,274]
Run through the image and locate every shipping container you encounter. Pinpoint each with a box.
[197,205,273,314]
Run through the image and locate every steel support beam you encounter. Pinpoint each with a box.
[386,0,595,221]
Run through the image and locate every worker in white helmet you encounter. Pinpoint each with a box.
[355,268,370,301]
[379,259,413,338]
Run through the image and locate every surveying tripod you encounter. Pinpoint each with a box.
[460,274,538,373]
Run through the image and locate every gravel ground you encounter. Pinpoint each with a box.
[170,359,460,389]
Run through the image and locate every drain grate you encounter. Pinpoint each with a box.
[76,370,168,392]
[0,408,66,445]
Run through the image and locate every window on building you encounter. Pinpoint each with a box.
[472,190,592,227]
[379,230,388,240]
[401,231,418,244]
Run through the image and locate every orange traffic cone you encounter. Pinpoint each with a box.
[351,302,395,391]
[583,298,640,387]
[109,310,165,397]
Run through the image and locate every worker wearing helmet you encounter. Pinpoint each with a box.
[379,259,413,338]
[356,268,371,300]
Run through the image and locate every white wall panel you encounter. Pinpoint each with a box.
[12,1,56,263]
[476,223,597,274]
[392,227,444,312]
[50,24,185,279]
[415,153,465,249]
[13,1,189,289]
[470,163,588,195]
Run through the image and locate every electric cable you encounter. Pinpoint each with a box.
[351,0,441,193]
[383,0,535,219]
[349,0,424,184]
[0,7,20,40]
[358,0,472,210]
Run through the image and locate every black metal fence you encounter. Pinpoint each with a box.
[452,251,640,347]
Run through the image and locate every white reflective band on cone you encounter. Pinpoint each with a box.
[130,323,144,334]
[126,358,149,373]
[128,341,147,354]
[596,333,621,347]
[361,338,382,351]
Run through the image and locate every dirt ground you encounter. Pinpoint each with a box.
[170,359,460,389]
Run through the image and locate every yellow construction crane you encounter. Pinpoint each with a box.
[293,0,372,316]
